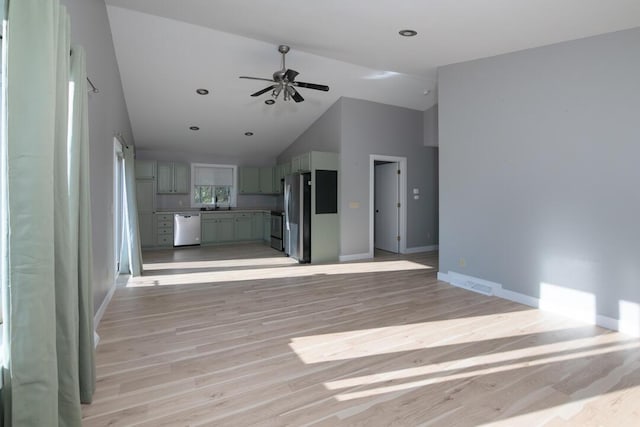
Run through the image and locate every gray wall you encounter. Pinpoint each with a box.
[277,99,342,163]
[438,28,640,321]
[423,104,439,147]
[61,0,134,313]
[341,98,438,255]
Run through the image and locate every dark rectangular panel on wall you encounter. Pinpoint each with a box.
[315,170,337,214]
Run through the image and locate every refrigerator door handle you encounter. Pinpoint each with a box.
[284,183,291,231]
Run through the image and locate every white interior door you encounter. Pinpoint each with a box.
[374,162,400,253]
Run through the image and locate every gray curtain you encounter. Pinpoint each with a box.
[120,144,143,277]
[1,0,95,425]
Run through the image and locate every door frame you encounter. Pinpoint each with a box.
[369,154,407,256]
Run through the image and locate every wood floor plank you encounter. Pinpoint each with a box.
[82,244,640,426]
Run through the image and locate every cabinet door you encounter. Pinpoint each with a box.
[136,179,155,213]
[291,157,301,173]
[173,163,189,193]
[201,220,217,243]
[156,162,174,193]
[299,153,311,172]
[135,160,156,179]
[251,213,263,240]
[239,167,260,194]
[216,218,235,241]
[234,215,253,240]
[259,167,275,194]
[138,212,155,247]
[263,213,271,241]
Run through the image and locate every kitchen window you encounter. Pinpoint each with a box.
[191,163,237,208]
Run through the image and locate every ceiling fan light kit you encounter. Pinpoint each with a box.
[239,45,330,103]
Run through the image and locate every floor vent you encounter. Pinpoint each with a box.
[467,281,493,296]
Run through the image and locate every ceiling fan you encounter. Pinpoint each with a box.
[239,45,329,104]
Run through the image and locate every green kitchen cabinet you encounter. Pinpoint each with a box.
[201,214,235,243]
[136,177,156,247]
[240,166,277,194]
[239,167,260,194]
[251,212,264,240]
[274,163,290,193]
[291,153,311,173]
[138,212,155,247]
[259,167,275,193]
[135,160,156,180]
[263,212,271,241]
[155,213,174,247]
[157,161,189,194]
[234,213,253,240]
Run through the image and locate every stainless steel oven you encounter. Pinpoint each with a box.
[270,211,283,251]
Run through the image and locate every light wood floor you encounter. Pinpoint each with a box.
[83,244,640,426]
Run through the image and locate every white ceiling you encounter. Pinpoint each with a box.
[105,0,640,160]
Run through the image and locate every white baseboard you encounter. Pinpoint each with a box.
[438,270,639,337]
[93,275,125,348]
[339,252,372,262]
[404,245,439,254]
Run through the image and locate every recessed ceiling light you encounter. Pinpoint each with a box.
[196,88,209,95]
[265,99,275,105]
[244,131,254,136]
[398,29,418,37]
[189,126,200,131]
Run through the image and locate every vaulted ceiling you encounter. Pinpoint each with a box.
[105,0,640,161]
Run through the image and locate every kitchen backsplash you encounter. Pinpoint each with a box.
[155,193,278,211]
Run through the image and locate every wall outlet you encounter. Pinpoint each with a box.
[459,258,466,268]
[178,200,183,207]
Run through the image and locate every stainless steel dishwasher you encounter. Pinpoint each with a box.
[173,213,201,246]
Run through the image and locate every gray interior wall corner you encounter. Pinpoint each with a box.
[423,104,438,147]
[276,98,343,163]
[61,0,135,313]
[339,97,438,256]
[438,27,640,321]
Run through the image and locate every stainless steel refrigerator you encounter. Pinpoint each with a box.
[284,172,311,263]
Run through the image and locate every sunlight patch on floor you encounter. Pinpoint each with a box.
[128,260,432,287]
[328,337,640,401]
[142,256,298,271]
[288,309,572,364]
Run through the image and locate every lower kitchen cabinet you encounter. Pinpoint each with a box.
[200,211,270,245]
[201,214,235,244]
[234,213,253,241]
[156,214,174,246]
[263,213,271,242]
[138,213,155,247]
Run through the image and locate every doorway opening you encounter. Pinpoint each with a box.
[369,155,407,257]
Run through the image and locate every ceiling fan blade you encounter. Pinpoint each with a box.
[284,69,299,82]
[293,81,330,91]
[251,85,276,97]
[239,76,275,82]
[287,86,304,103]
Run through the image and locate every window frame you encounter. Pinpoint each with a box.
[190,163,237,208]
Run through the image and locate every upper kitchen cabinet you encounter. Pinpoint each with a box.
[135,159,156,179]
[291,153,311,173]
[239,166,276,194]
[157,161,189,194]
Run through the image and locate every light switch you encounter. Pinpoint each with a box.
[413,195,420,200]
[413,188,420,195]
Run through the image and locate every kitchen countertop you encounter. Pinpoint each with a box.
[155,208,275,215]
